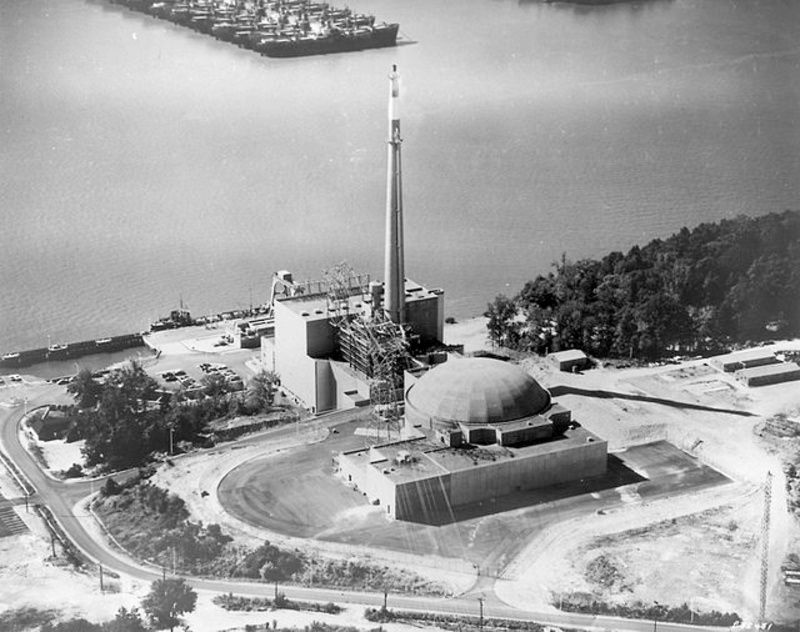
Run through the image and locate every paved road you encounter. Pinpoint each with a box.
[0,383,729,632]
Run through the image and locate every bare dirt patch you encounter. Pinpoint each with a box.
[0,506,141,624]
[570,500,760,615]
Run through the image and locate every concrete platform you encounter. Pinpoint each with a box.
[218,425,729,572]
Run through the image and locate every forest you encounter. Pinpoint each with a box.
[485,211,800,360]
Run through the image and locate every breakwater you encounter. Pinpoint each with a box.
[0,334,145,369]
[110,0,399,58]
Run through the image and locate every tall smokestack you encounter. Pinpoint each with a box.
[384,64,405,324]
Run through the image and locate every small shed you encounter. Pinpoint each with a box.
[735,362,800,387]
[712,348,779,373]
[548,349,590,372]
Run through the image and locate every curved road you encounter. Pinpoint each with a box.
[0,382,728,632]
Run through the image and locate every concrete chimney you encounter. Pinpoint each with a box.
[383,64,405,324]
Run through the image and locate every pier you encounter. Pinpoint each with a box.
[0,334,146,369]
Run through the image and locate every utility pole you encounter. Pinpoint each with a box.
[169,426,174,456]
[99,564,104,592]
[477,596,484,632]
[760,471,773,625]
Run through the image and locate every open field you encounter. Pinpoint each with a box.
[568,498,760,614]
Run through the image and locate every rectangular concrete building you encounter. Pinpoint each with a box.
[274,278,444,413]
[548,349,590,372]
[339,427,607,521]
[712,348,779,373]
[735,362,800,387]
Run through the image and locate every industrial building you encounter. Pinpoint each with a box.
[272,274,443,413]
[269,66,445,414]
[339,357,607,521]
[548,349,590,372]
[712,348,779,373]
[735,362,800,387]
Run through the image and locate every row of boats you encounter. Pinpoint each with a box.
[110,0,400,57]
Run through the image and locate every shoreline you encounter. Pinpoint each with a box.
[1,315,492,381]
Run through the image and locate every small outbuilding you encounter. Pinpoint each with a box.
[735,362,800,387]
[712,348,779,373]
[548,349,590,373]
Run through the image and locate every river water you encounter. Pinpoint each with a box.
[1,0,799,352]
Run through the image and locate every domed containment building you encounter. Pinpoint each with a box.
[339,357,608,521]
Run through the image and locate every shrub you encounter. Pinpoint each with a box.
[0,607,58,632]
[102,477,122,496]
[62,463,83,478]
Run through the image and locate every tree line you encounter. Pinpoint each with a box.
[485,211,800,359]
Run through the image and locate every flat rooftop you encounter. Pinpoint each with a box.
[548,349,588,362]
[343,426,604,484]
[714,348,777,364]
[425,426,601,475]
[277,278,443,321]
[735,362,800,379]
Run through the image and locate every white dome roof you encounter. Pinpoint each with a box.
[405,357,550,425]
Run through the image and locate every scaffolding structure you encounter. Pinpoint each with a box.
[362,315,408,443]
[323,262,370,327]
[323,262,410,442]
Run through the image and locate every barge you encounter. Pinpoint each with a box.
[0,334,146,369]
[110,0,399,58]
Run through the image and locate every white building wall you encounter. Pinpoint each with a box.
[274,301,317,409]
[405,293,444,343]
[447,439,607,506]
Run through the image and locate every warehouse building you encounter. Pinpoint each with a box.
[712,348,779,373]
[735,362,800,387]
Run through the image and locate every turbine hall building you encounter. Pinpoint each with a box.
[269,66,445,414]
[272,274,444,413]
[338,357,608,521]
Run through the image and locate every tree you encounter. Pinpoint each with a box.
[67,368,102,409]
[201,372,229,407]
[74,361,163,470]
[247,370,279,413]
[141,578,197,632]
[103,608,148,632]
[484,295,521,348]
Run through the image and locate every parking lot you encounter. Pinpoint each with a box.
[157,361,245,395]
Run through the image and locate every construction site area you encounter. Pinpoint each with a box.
[128,327,797,627]
[3,65,800,632]
[148,66,800,625]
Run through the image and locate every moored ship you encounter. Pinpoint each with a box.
[255,22,398,57]
[109,0,400,57]
[47,343,69,360]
